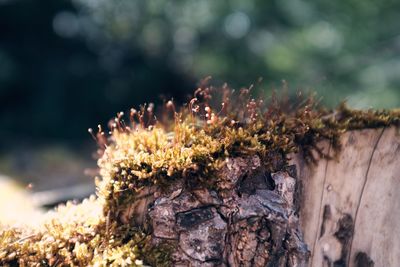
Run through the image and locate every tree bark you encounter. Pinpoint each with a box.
[122,156,309,266]
[119,127,400,266]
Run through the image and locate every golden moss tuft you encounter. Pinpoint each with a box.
[1,85,399,266]
[98,89,400,218]
[0,196,166,266]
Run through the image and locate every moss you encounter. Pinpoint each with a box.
[0,197,163,266]
[1,85,399,266]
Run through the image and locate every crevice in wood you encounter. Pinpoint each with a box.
[323,255,332,267]
[333,213,354,267]
[354,252,374,267]
[346,127,385,266]
[310,142,332,264]
[319,204,331,238]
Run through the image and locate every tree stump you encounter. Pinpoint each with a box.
[120,127,399,267]
[2,88,399,266]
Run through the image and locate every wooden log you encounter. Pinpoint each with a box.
[2,126,398,266]
[293,126,400,267]
[123,127,399,266]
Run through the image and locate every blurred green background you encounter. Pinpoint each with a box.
[0,0,399,196]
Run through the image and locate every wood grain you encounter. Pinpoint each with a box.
[294,127,400,267]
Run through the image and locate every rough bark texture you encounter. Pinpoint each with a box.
[122,156,309,266]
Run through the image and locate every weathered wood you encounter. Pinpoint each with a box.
[294,127,400,267]
[290,140,331,260]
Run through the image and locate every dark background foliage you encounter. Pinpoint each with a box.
[0,0,399,192]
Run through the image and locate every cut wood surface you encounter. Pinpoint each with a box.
[293,126,400,267]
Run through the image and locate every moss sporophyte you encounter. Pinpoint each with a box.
[1,85,399,266]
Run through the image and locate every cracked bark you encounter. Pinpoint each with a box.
[121,156,309,266]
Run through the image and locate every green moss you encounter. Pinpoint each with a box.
[1,86,399,266]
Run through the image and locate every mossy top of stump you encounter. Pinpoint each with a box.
[1,85,399,266]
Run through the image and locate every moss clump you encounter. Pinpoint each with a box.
[98,89,400,217]
[1,85,399,266]
[0,196,160,266]
[0,197,171,266]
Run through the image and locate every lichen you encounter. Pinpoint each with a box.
[1,84,399,266]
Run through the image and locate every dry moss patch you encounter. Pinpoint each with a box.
[1,86,399,266]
